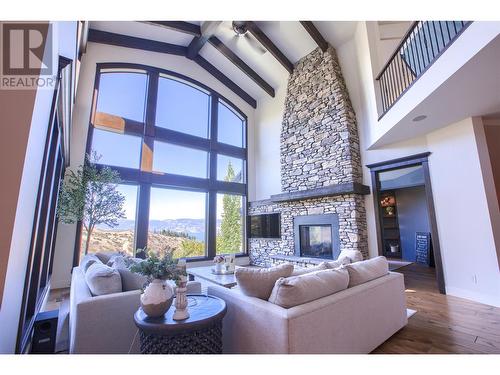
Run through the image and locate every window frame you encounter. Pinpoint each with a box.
[75,62,248,262]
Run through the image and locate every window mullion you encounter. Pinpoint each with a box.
[144,71,158,137]
[135,183,151,256]
[207,95,219,259]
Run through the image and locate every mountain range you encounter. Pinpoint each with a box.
[95,218,221,242]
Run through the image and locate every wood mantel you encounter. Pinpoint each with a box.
[270,182,370,203]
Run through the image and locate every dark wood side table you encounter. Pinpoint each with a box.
[133,294,227,354]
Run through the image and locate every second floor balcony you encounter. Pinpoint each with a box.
[376,21,471,117]
[369,21,500,148]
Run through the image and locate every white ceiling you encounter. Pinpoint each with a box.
[88,21,358,102]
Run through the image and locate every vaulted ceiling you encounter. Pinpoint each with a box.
[88,21,358,108]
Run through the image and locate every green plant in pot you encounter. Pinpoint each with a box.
[129,250,186,318]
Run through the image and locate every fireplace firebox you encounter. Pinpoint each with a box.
[293,214,340,259]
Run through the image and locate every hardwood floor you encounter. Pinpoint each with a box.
[373,263,500,354]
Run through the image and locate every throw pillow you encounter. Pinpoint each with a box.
[344,256,389,287]
[94,251,122,264]
[235,264,293,300]
[85,263,123,296]
[325,256,350,269]
[291,262,328,276]
[80,254,102,273]
[337,249,363,264]
[268,268,349,308]
[106,253,126,267]
[112,257,148,291]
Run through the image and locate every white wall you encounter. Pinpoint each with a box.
[253,85,287,199]
[50,42,257,288]
[427,118,500,306]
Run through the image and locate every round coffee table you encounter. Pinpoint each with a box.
[134,294,227,354]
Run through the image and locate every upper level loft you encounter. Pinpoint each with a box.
[376,21,470,116]
[367,21,500,149]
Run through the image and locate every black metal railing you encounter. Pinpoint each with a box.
[376,21,471,116]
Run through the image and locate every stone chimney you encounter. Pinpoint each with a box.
[248,46,369,267]
[280,46,362,193]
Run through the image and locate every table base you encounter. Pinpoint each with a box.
[139,321,223,354]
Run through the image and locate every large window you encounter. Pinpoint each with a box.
[148,188,207,258]
[82,64,248,260]
[81,184,138,258]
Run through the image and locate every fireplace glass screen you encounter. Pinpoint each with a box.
[299,224,333,258]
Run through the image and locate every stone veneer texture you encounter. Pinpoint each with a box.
[248,46,368,267]
[248,196,368,267]
[281,46,362,192]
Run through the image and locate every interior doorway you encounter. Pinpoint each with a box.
[368,152,445,294]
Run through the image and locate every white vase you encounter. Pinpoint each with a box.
[141,279,174,318]
[214,263,223,273]
[390,244,400,253]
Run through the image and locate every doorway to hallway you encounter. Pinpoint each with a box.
[368,152,445,293]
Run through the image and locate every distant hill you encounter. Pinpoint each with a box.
[95,218,221,242]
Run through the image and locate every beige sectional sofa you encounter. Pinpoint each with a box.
[69,252,201,354]
[208,257,407,354]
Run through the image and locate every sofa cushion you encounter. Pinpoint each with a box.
[106,253,126,267]
[337,249,363,264]
[291,262,328,276]
[94,251,122,264]
[235,264,293,300]
[85,263,123,296]
[345,256,389,287]
[325,257,350,269]
[268,268,349,308]
[112,257,148,291]
[80,254,102,273]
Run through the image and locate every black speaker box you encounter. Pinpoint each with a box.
[31,309,58,354]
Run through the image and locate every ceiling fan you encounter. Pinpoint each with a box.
[201,21,268,55]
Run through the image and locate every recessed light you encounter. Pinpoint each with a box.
[413,115,427,122]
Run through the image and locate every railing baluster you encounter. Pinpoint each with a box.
[445,21,452,43]
[380,74,387,111]
[376,20,471,115]
[438,21,446,50]
[409,29,419,77]
[425,22,436,59]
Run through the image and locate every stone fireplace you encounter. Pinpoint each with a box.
[249,45,369,267]
[294,214,340,259]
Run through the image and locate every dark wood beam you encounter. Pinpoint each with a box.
[208,36,275,97]
[142,21,201,36]
[187,35,211,59]
[300,21,328,52]
[193,55,257,108]
[246,22,294,74]
[87,29,187,56]
[186,21,221,59]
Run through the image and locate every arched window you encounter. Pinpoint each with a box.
[82,63,247,260]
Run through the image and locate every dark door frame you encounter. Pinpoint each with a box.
[367,152,446,294]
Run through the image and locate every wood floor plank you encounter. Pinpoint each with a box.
[373,263,500,354]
